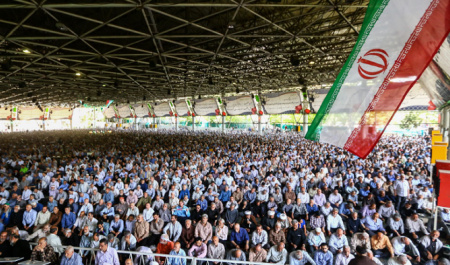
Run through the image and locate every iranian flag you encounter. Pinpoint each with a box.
[306,0,450,158]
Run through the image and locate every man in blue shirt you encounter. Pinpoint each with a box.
[61,207,76,230]
[230,224,249,251]
[314,243,333,265]
[167,242,186,265]
[60,245,82,265]
[22,204,37,233]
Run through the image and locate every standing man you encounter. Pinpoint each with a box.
[394,175,409,210]
[95,238,120,265]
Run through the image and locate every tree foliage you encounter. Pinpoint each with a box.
[399,112,422,130]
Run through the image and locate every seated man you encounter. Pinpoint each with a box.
[350,232,371,254]
[362,213,385,237]
[370,231,394,259]
[226,249,246,265]
[289,249,315,265]
[418,230,443,262]
[388,214,405,238]
[308,227,326,253]
[230,223,249,251]
[266,242,288,265]
[391,236,420,264]
[249,244,267,263]
[155,234,174,265]
[388,255,411,265]
[335,246,355,265]
[329,228,349,255]
[30,237,58,265]
[406,212,429,241]
[314,243,333,265]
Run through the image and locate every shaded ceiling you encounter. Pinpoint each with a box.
[0,0,369,106]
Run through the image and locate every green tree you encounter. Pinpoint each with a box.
[399,112,422,130]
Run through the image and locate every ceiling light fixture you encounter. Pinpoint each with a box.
[23,49,31,54]
[76,72,81,76]
[309,61,315,65]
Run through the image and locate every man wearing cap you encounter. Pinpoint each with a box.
[251,224,269,249]
[156,234,174,265]
[262,210,277,231]
[308,227,326,253]
[195,214,213,244]
[240,210,257,233]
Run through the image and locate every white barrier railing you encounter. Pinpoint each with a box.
[30,243,261,265]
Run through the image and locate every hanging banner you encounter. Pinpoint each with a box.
[153,102,171,117]
[117,105,133,118]
[50,107,71,120]
[225,95,253,115]
[133,104,150,117]
[175,100,188,116]
[194,98,218,116]
[103,106,116,119]
[263,92,301,114]
[19,106,42,120]
[306,0,450,158]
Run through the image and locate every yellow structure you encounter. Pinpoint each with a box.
[432,130,441,135]
[432,133,443,145]
[432,141,448,164]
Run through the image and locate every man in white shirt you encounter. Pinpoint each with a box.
[394,175,410,210]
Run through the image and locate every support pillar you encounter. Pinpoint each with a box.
[258,115,262,134]
[42,120,46,131]
[10,121,13,133]
[280,114,283,131]
[192,116,195,131]
[444,108,450,142]
[175,116,178,131]
[70,118,73,130]
[221,115,225,133]
[93,108,97,129]
[303,113,308,136]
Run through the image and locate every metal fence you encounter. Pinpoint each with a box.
[30,243,261,265]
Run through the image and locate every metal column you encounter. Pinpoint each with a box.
[93,108,97,129]
[303,113,308,136]
[192,116,195,131]
[444,108,450,142]
[10,121,13,133]
[175,116,178,131]
[258,116,262,134]
[42,120,46,131]
[221,115,225,133]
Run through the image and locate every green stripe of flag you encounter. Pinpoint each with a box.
[306,0,389,141]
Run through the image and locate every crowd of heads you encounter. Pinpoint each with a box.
[0,130,447,265]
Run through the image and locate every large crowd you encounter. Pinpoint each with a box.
[0,130,447,265]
